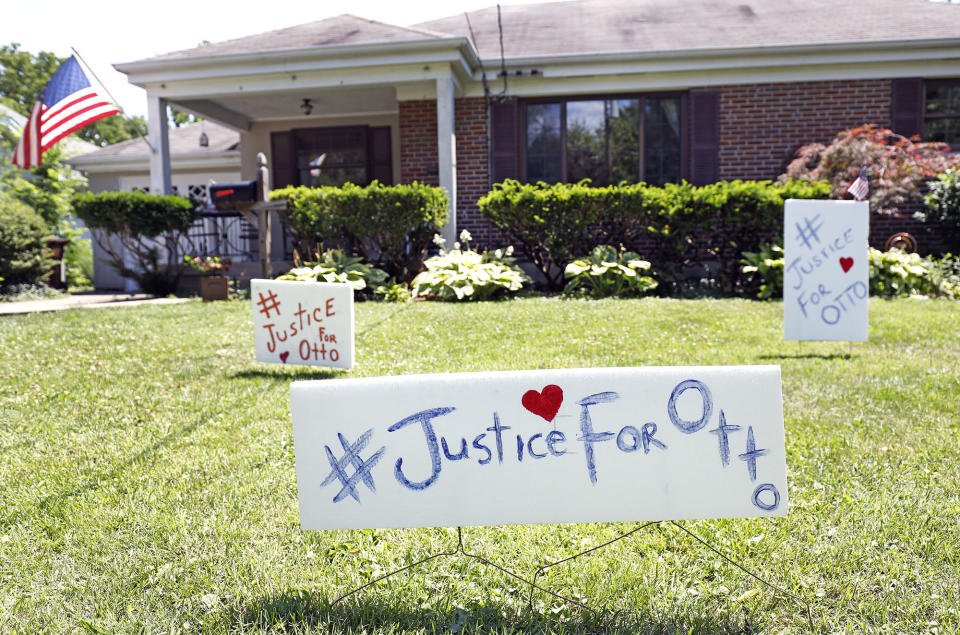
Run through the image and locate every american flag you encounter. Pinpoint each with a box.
[845,164,869,201]
[12,55,119,169]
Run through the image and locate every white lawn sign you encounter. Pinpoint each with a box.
[291,366,787,530]
[783,199,869,341]
[250,279,354,368]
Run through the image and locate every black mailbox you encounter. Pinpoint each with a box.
[209,181,258,208]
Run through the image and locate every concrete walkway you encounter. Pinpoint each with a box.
[0,293,190,316]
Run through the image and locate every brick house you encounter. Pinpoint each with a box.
[115,0,960,258]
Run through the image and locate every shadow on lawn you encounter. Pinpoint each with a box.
[228,367,344,382]
[235,589,755,634]
[757,353,855,361]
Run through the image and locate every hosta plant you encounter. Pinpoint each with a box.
[563,245,658,298]
[869,248,960,299]
[277,249,388,294]
[740,243,785,300]
[412,235,530,301]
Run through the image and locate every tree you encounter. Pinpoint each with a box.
[0,43,62,116]
[781,124,958,214]
[1,42,148,147]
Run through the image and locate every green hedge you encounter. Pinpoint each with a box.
[271,182,447,281]
[0,191,52,287]
[72,191,197,295]
[477,179,830,291]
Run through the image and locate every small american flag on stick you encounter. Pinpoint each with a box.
[845,164,869,201]
[12,55,119,169]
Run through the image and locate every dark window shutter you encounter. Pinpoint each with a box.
[368,126,393,185]
[688,91,720,186]
[891,78,924,139]
[270,131,297,188]
[489,98,521,184]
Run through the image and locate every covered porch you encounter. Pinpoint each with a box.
[114,19,480,259]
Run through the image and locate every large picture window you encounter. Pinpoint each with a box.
[523,94,683,186]
[924,80,960,147]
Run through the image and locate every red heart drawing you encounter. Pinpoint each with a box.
[839,257,854,273]
[522,385,564,422]
[279,351,290,363]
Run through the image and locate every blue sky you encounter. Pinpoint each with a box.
[1,0,554,117]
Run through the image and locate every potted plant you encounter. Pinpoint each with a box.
[184,255,231,301]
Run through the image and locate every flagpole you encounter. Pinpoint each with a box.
[70,46,156,153]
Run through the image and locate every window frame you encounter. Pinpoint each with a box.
[519,92,688,185]
[923,78,960,147]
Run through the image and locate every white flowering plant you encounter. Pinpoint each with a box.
[413,234,529,301]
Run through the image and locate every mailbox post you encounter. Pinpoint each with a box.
[208,152,285,279]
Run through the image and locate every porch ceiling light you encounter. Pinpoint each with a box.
[300,98,313,116]
[198,131,209,147]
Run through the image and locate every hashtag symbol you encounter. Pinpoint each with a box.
[256,289,281,318]
[794,214,824,251]
[321,429,386,503]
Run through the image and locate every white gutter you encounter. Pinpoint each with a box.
[67,150,239,174]
[481,36,960,68]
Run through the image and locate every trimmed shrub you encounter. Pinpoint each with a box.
[564,245,657,298]
[478,179,828,293]
[920,168,960,251]
[271,182,448,281]
[476,180,655,290]
[0,191,52,286]
[72,191,197,295]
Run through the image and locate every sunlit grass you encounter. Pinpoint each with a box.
[0,296,957,632]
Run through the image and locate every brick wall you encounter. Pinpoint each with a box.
[717,79,892,181]
[399,98,505,247]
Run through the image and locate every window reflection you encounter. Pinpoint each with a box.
[525,103,563,183]
[524,95,680,186]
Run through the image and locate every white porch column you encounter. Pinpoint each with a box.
[436,75,457,246]
[147,93,172,195]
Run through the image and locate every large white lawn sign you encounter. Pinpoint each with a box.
[251,279,354,368]
[783,199,869,341]
[291,366,787,530]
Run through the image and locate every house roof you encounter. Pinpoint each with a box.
[126,0,960,66]
[141,14,446,61]
[68,121,238,162]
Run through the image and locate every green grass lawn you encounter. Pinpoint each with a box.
[1,296,958,633]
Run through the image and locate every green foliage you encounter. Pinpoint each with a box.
[0,44,144,148]
[782,124,957,214]
[71,191,197,295]
[0,43,62,116]
[869,248,960,299]
[0,190,52,286]
[476,180,657,290]
[564,245,658,298]
[271,182,448,280]
[58,218,92,288]
[374,279,411,302]
[277,249,388,296]
[478,179,828,293]
[0,144,86,226]
[921,168,960,251]
[411,242,530,301]
[740,243,784,300]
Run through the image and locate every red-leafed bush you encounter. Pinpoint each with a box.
[781,124,958,214]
